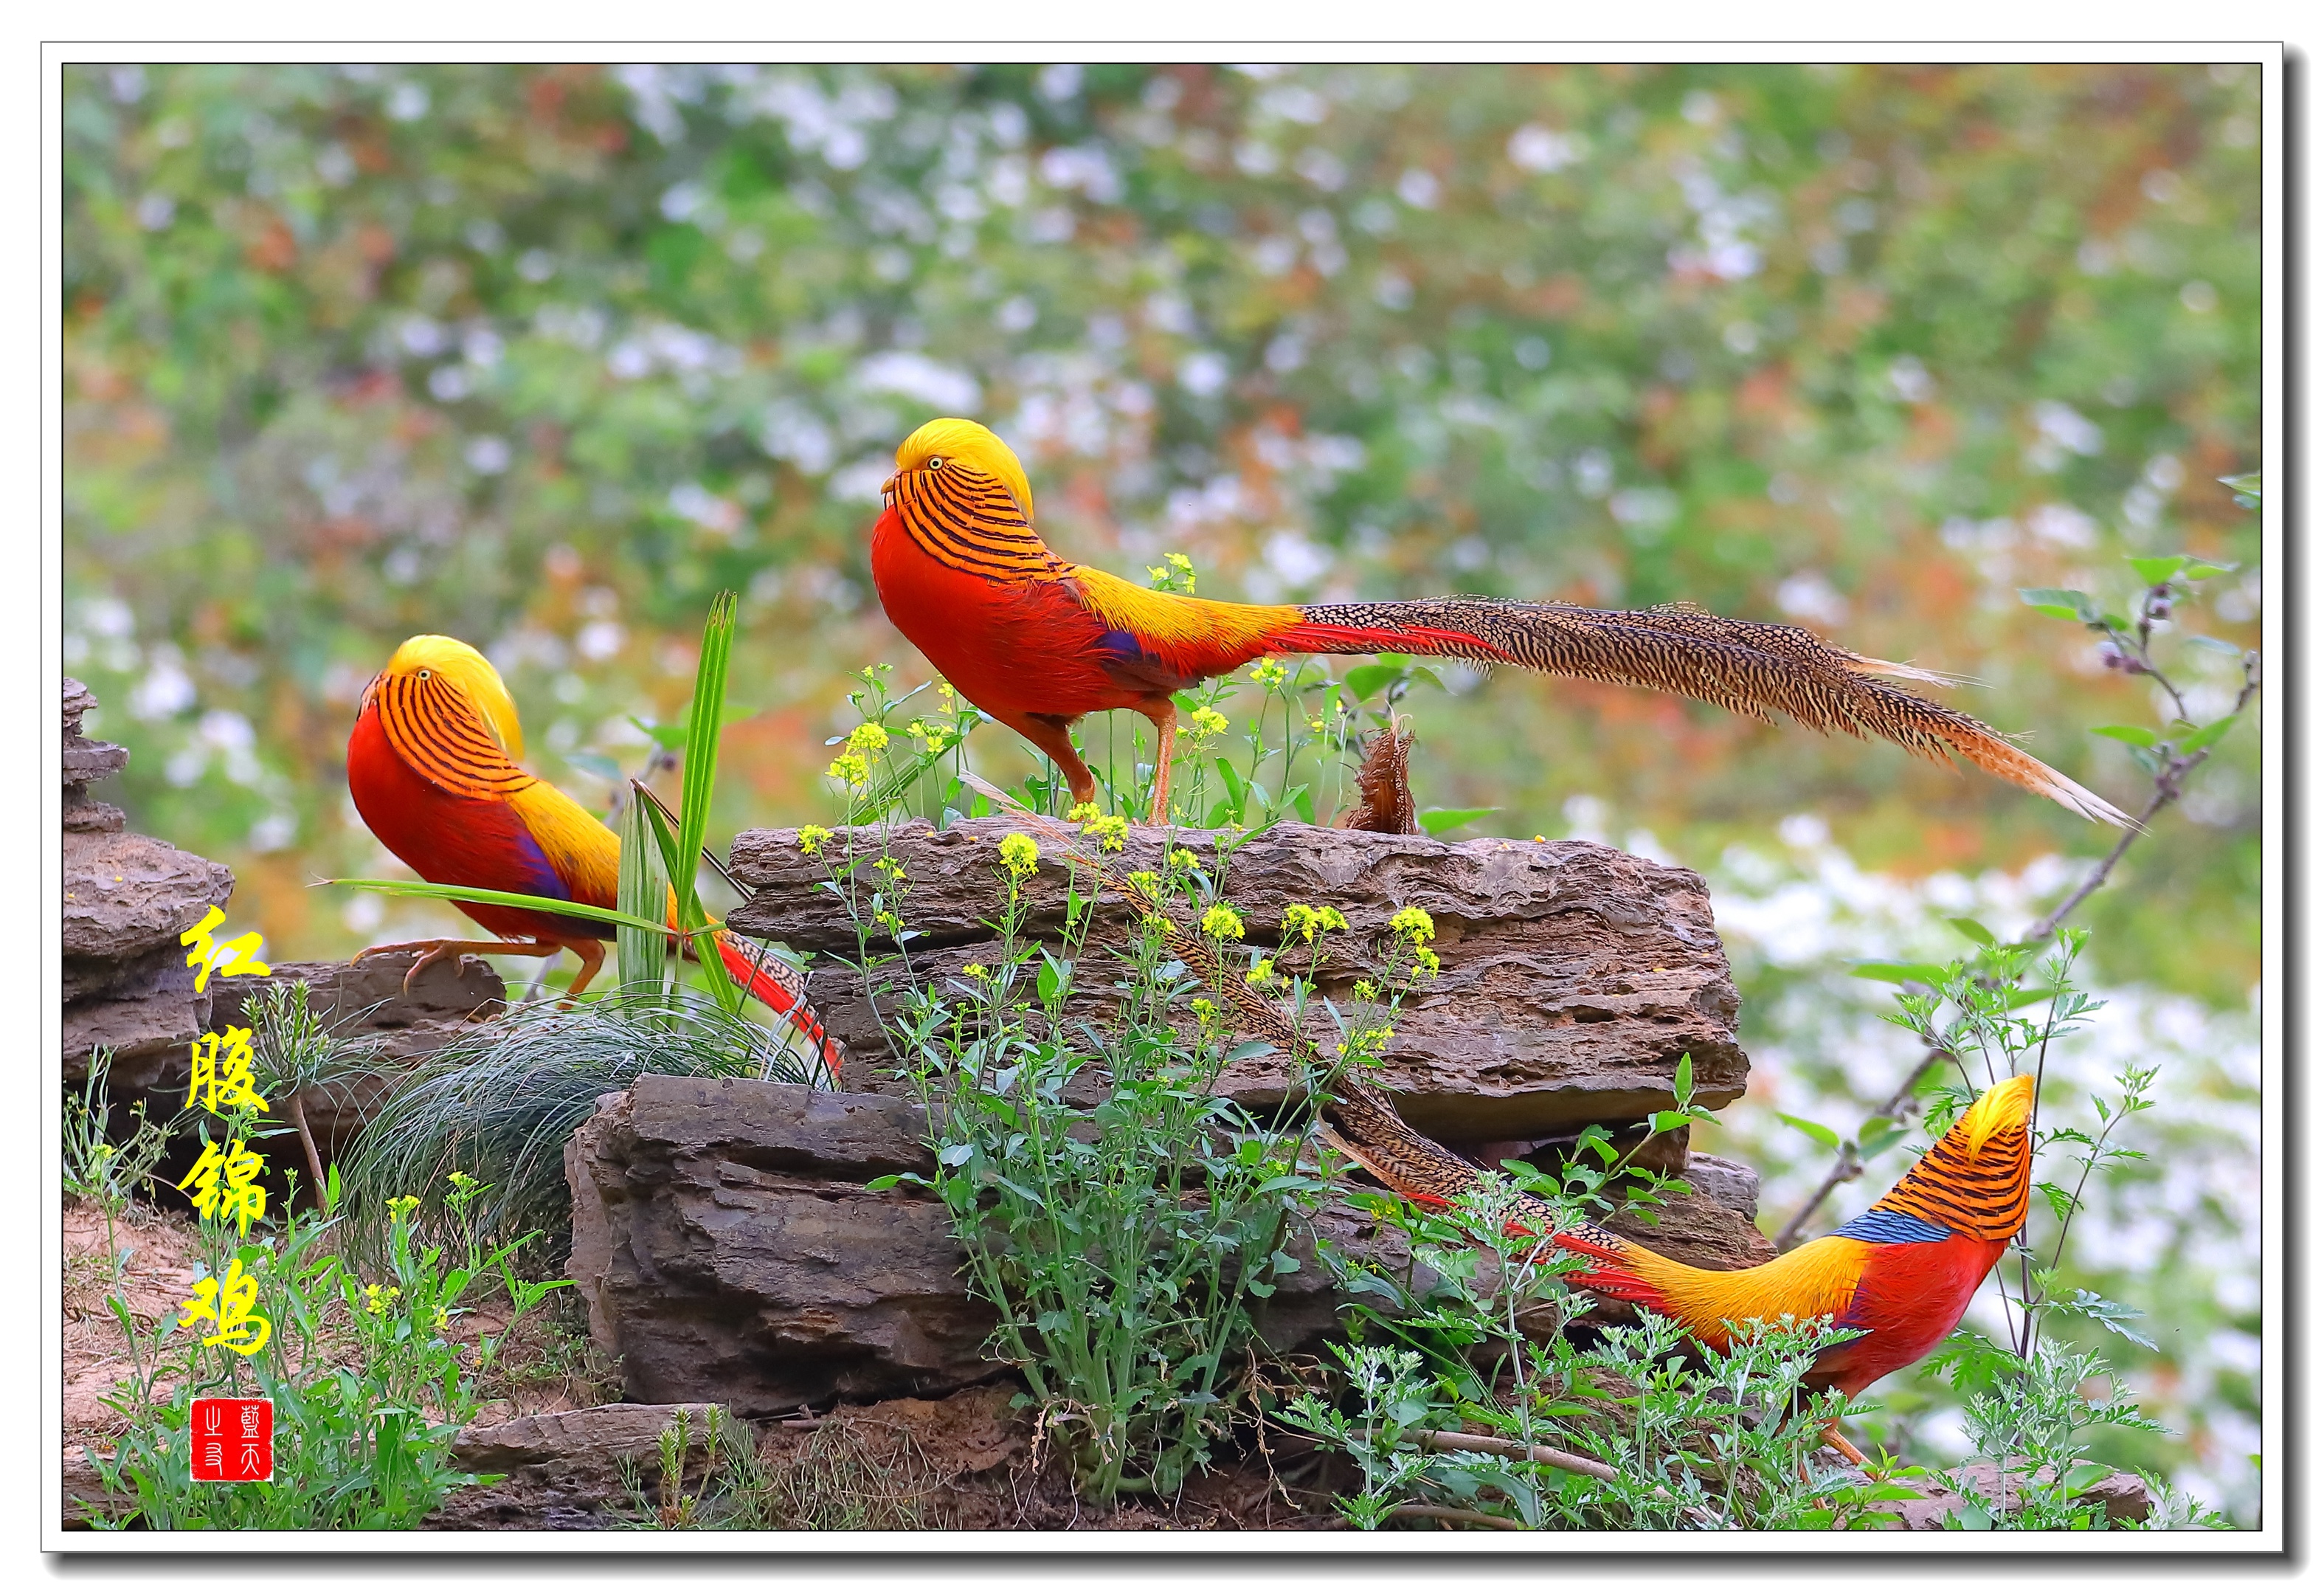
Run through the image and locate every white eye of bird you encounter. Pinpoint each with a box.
[926,456,946,470]
[418,669,432,680]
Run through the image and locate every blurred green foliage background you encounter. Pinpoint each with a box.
[63,61,2260,993]
[61,61,2266,1519]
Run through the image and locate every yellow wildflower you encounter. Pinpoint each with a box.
[1166,553,1194,573]
[998,833,1040,879]
[1245,957,1277,986]
[847,722,890,753]
[1066,801,1101,824]
[364,1283,402,1317]
[1169,847,1200,872]
[1082,813,1130,852]
[1411,946,1442,980]
[962,963,989,979]
[798,824,834,857]
[1390,905,1436,943]
[1188,705,1230,739]
[1282,903,1349,943]
[387,1194,421,1224]
[827,752,870,787]
[1201,903,1245,941]
[1249,657,1288,689]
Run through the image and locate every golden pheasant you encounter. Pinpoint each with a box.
[345,635,839,1067]
[1549,1074,2037,1464]
[870,418,2130,828]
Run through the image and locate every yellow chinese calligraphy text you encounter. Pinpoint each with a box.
[188,1027,269,1115]
[178,1257,272,1356]
[179,905,272,995]
[177,1139,269,1237]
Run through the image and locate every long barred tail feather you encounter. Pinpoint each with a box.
[712,928,845,1078]
[1282,598,2132,827]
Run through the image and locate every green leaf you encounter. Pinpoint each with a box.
[2182,560,2235,581]
[677,591,738,924]
[2217,472,2261,508]
[2176,714,2241,753]
[1777,1113,1842,1152]
[1858,1127,1909,1161]
[2126,555,2188,585]
[1850,959,1951,986]
[1647,1109,1692,1135]
[322,879,671,936]
[1343,661,1404,702]
[1946,916,1998,948]
[1418,806,1495,836]
[615,782,668,995]
[1673,1052,1693,1103]
[2063,1461,2117,1496]
[2018,587,2097,624]
[1035,952,1070,1005]
[2089,724,2158,748]
[2184,634,2246,655]
[1214,756,1245,817]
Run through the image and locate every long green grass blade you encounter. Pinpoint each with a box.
[638,789,741,1014]
[615,787,668,996]
[675,590,736,925]
[322,879,672,937]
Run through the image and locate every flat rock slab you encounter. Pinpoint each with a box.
[729,818,1747,1143]
[62,829,234,964]
[428,1403,725,1530]
[567,1076,1770,1417]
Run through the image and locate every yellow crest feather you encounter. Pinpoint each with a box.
[893,417,1034,520]
[1958,1072,2037,1159]
[381,635,525,759]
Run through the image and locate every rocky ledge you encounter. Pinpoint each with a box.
[729,817,1748,1151]
[565,1076,1771,1415]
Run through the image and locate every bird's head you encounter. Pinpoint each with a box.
[367,635,526,757]
[1955,1072,2037,1159]
[885,418,1034,520]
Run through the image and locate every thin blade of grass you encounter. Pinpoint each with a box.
[617,784,669,997]
[675,590,737,924]
[323,878,672,936]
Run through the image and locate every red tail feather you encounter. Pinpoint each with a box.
[1264,619,1511,660]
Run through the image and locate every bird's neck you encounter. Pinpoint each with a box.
[882,472,1068,584]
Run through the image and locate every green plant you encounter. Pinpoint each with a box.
[79,1173,567,1530]
[244,979,384,1193]
[868,829,1332,1502]
[64,1049,177,1271]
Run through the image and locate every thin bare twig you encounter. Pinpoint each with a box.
[1386,1503,1529,1530]
[1400,1426,1621,1483]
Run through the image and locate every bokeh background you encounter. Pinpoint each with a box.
[62,63,2264,1519]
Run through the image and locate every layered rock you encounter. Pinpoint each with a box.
[567,1075,1771,1414]
[729,818,1748,1147]
[60,679,236,1087]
